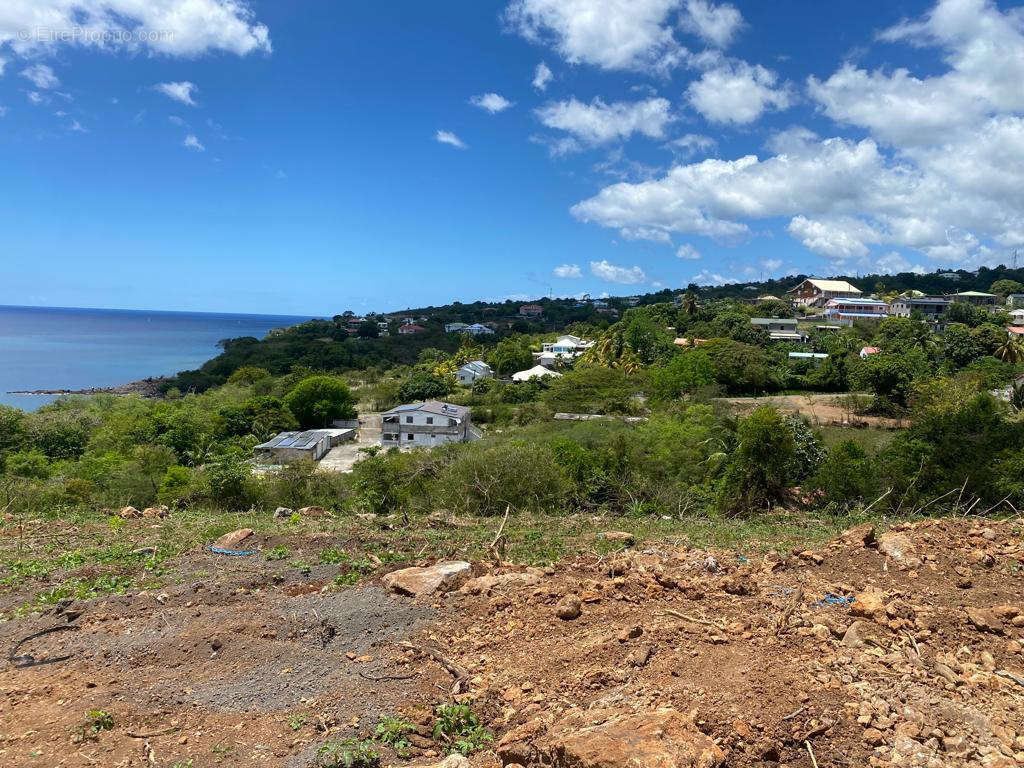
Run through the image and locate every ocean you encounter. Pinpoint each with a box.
[0,305,315,411]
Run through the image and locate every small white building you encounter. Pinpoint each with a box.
[465,323,495,336]
[445,322,470,333]
[512,365,563,382]
[750,317,805,341]
[457,360,493,385]
[381,402,479,449]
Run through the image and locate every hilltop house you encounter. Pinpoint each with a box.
[456,360,493,385]
[444,322,469,333]
[1007,294,1024,309]
[890,296,951,327]
[381,401,479,449]
[465,323,494,336]
[750,317,804,341]
[822,297,889,325]
[398,323,427,335]
[787,278,862,308]
[534,334,594,367]
[519,304,544,317]
[947,291,998,307]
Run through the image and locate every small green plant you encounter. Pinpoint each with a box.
[319,547,350,564]
[316,738,380,768]
[108,515,126,532]
[288,713,307,731]
[87,710,115,733]
[172,761,195,768]
[266,545,290,561]
[432,704,492,756]
[289,511,302,525]
[211,743,235,758]
[375,716,416,756]
[290,560,312,575]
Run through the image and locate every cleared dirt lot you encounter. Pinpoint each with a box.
[720,393,907,429]
[2,517,1023,767]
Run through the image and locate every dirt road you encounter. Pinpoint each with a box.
[319,413,383,473]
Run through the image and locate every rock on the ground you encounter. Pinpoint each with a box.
[214,528,254,549]
[965,607,1004,635]
[878,532,922,568]
[555,595,583,620]
[459,570,543,595]
[841,523,876,548]
[842,620,890,649]
[118,505,141,519]
[296,506,327,517]
[142,505,169,518]
[851,589,886,619]
[414,755,470,768]
[539,708,726,768]
[273,506,294,518]
[382,561,472,597]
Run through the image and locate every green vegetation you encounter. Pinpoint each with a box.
[316,739,380,768]
[375,716,416,756]
[432,704,492,756]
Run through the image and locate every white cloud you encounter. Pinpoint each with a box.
[155,81,197,106]
[787,216,878,260]
[435,130,467,149]
[553,263,583,278]
[691,269,738,285]
[676,243,701,259]
[182,134,205,151]
[504,0,687,72]
[687,60,791,124]
[762,258,782,271]
[0,1,270,57]
[168,115,186,126]
[680,0,743,48]
[0,56,7,76]
[537,97,673,146]
[69,119,87,133]
[620,226,672,243]
[26,91,44,105]
[571,0,1024,272]
[20,63,58,89]
[876,251,927,275]
[0,105,7,118]
[665,133,716,159]
[469,92,514,113]
[590,259,647,284]
[532,61,553,91]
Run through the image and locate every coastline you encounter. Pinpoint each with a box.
[7,377,169,399]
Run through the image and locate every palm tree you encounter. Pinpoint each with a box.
[681,292,698,317]
[995,336,1024,364]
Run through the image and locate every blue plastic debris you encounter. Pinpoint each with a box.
[209,545,257,557]
[813,593,854,607]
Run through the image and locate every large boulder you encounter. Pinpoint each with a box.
[539,708,725,768]
[214,528,254,549]
[840,523,876,548]
[459,570,544,595]
[878,532,922,568]
[382,561,472,597]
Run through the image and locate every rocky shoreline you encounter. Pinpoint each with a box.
[7,376,168,399]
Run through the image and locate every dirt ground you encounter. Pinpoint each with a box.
[720,394,907,429]
[2,517,1023,767]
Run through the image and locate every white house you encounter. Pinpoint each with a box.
[445,322,470,333]
[512,365,563,382]
[380,401,479,449]
[535,334,594,366]
[456,360,493,385]
[465,323,495,336]
[750,317,805,341]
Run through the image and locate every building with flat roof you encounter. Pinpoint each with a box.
[787,278,862,308]
[890,295,951,327]
[946,291,997,306]
[822,297,889,325]
[254,429,355,464]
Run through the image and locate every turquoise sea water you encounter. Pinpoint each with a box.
[0,305,313,411]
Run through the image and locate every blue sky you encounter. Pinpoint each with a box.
[2,0,1024,315]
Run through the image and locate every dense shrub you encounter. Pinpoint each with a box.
[718,407,795,515]
[284,376,357,428]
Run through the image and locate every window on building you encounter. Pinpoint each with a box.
[383,433,398,441]
[426,417,433,424]
[405,416,413,423]
[448,418,457,426]
[407,433,414,440]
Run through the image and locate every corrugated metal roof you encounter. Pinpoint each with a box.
[789,278,862,294]
[382,401,470,418]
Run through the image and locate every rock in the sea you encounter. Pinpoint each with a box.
[540,708,725,768]
[214,528,254,549]
[555,595,583,620]
[382,561,471,597]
